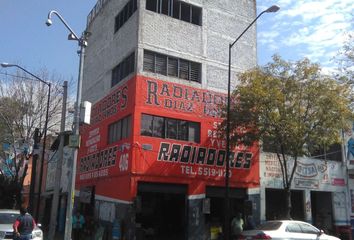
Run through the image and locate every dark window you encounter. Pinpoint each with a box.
[146,0,201,25]
[114,0,138,33]
[141,114,165,138]
[255,221,282,231]
[111,51,135,87]
[143,50,201,83]
[141,114,200,143]
[180,2,190,22]
[141,114,153,136]
[190,61,201,82]
[166,118,178,139]
[155,53,167,75]
[188,122,200,143]
[160,0,169,15]
[167,57,178,77]
[172,0,180,19]
[191,6,202,25]
[178,120,188,141]
[143,50,155,72]
[179,59,189,80]
[146,0,157,12]
[0,213,20,224]
[108,115,132,144]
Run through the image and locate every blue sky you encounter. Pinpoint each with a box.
[1,0,353,82]
[257,0,353,72]
[0,0,97,82]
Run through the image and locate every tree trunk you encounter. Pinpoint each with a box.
[284,188,292,219]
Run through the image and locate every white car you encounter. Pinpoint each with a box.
[240,220,340,240]
[0,209,43,240]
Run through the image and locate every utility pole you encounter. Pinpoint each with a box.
[48,81,68,240]
[29,128,40,214]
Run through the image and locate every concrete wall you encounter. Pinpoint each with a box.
[138,0,257,92]
[83,0,139,103]
[83,0,257,104]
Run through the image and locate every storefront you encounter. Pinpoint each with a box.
[260,152,350,238]
[345,123,354,239]
[76,76,261,240]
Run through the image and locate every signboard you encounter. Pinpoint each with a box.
[261,152,346,191]
[77,76,260,201]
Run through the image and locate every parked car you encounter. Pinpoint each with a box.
[240,220,340,240]
[0,209,43,240]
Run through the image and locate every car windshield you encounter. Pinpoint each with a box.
[256,221,282,230]
[0,212,20,224]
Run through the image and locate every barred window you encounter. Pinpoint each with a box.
[143,50,201,83]
[146,0,202,26]
[112,51,135,87]
[141,114,200,143]
[108,115,132,144]
[114,0,137,33]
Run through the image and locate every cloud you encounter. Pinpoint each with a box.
[258,0,354,69]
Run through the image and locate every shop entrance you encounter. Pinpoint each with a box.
[136,182,187,240]
[311,191,333,234]
[265,188,304,220]
[205,186,246,238]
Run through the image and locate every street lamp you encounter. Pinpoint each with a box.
[0,63,51,221]
[45,10,88,240]
[224,5,279,240]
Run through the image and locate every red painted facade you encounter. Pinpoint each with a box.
[77,75,259,201]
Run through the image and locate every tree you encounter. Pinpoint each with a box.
[338,33,354,84]
[0,68,68,208]
[223,55,354,219]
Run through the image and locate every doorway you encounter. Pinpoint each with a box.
[136,182,187,240]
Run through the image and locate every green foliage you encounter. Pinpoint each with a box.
[223,55,353,219]
[225,55,353,157]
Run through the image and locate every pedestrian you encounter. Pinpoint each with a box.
[13,207,36,240]
[72,211,85,240]
[231,212,244,240]
[245,215,255,230]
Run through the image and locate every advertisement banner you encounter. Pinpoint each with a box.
[261,152,346,191]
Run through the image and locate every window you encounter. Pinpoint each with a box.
[114,0,137,33]
[179,59,189,80]
[141,114,200,143]
[146,0,202,26]
[160,0,169,15]
[108,115,132,144]
[141,114,165,138]
[155,53,167,75]
[143,50,201,83]
[180,2,190,22]
[299,223,319,234]
[191,6,201,25]
[112,51,135,87]
[167,57,178,77]
[146,0,157,11]
[286,223,302,233]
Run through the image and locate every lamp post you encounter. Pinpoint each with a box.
[45,10,88,240]
[0,63,51,221]
[224,5,279,240]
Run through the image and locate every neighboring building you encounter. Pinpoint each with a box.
[43,142,74,233]
[77,0,258,239]
[345,122,354,238]
[260,152,351,238]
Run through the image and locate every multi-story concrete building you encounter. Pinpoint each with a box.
[77,0,259,239]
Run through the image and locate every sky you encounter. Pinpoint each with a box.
[0,0,97,82]
[0,0,353,83]
[257,0,353,72]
